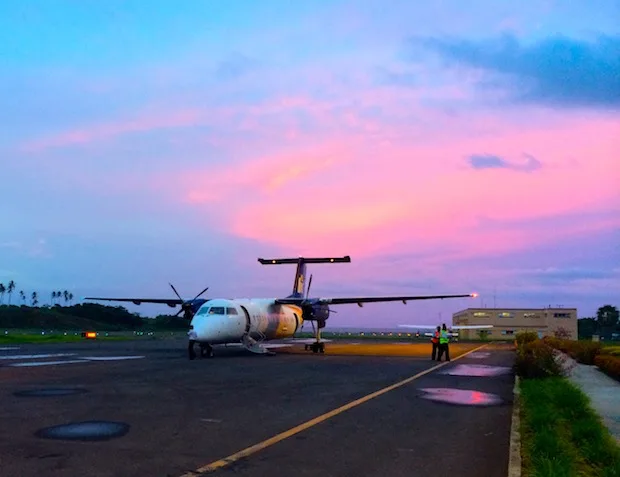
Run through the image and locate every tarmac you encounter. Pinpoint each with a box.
[0,339,516,477]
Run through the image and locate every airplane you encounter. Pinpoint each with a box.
[84,255,479,359]
[397,324,494,340]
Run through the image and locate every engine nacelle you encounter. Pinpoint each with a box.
[301,302,330,323]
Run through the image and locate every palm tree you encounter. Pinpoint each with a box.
[31,291,38,306]
[0,283,5,304]
[51,291,57,305]
[19,290,25,304]
[63,290,69,305]
[69,292,74,305]
[57,291,62,305]
[7,280,15,305]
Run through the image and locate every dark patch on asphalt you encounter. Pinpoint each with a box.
[14,388,88,397]
[418,387,504,406]
[35,421,130,441]
[439,364,512,376]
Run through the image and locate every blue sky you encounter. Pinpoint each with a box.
[1,1,618,325]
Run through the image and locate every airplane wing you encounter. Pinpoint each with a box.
[398,324,493,330]
[276,293,476,307]
[83,297,183,306]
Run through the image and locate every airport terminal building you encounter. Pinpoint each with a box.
[452,307,578,340]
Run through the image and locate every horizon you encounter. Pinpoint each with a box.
[1,1,618,327]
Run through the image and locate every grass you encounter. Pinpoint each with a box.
[520,377,620,477]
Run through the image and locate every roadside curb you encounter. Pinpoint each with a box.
[508,374,522,477]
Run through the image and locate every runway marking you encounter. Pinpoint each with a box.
[180,343,488,476]
[79,356,145,361]
[0,353,77,360]
[0,346,20,351]
[9,359,87,367]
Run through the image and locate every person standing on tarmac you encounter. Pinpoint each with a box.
[437,323,451,362]
[431,326,440,360]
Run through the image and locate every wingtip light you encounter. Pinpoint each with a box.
[471,292,479,298]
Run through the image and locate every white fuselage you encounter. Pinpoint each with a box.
[188,298,303,345]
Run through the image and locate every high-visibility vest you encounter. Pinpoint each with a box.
[439,330,449,344]
[431,331,439,344]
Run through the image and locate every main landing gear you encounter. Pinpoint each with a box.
[188,340,214,360]
[304,341,325,353]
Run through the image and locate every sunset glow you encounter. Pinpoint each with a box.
[1,1,618,325]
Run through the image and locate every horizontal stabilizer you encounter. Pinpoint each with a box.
[258,256,351,265]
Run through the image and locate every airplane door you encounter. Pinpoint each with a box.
[240,306,251,333]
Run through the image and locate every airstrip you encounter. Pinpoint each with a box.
[0,339,516,477]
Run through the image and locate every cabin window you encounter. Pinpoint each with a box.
[208,307,226,315]
[226,307,239,315]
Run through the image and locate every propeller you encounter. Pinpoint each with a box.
[169,283,209,319]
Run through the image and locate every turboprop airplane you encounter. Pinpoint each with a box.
[84,256,479,359]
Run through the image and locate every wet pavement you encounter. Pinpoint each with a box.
[0,340,516,477]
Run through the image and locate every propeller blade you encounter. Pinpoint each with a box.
[169,283,184,302]
[192,286,209,300]
[306,274,313,299]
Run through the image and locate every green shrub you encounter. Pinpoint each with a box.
[594,355,620,382]
[515,341,568,379]
[571,342,602,365]
[516,331,538,346]
[544,338,602,365]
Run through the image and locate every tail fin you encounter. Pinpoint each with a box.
[257,256,351,297]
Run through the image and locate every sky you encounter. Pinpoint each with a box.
[1,0,619,327]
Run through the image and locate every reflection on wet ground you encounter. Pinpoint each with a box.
[14,388,88,397]
[35,421,130,441]
[418,388,503,406]
[467,352,491,359]
[440,364,512,377]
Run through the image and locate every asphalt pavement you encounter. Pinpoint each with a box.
[0,340,515,477]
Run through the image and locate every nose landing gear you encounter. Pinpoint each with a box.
[188,340,214,360]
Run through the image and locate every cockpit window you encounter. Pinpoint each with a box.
[208,307,226,315]
[226,307,238,315]
[196,307,210,316]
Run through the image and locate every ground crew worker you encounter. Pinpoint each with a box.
[437,323,451,362]
[431,326,440,360]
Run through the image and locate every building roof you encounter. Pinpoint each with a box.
[453,307,577,314]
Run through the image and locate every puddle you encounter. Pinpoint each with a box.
[468,352,491,359]
[35,421,130,441]
[440,364,512,377]
[14,388,88,397]
[419,388,503,406]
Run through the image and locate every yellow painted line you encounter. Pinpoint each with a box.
[180,343,489,476]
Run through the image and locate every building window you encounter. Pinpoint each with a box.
[554,313,571,318]
[501,330,514,335]
[497,312,514,318]
[523,313,540,318]
[473,312,489,317]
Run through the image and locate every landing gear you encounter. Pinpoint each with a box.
[200,343,214,358]
[304,321,326,354]
[305,341,325,353]
[188,340,214,360]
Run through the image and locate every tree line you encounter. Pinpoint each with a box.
[0,280,74,307]
[578,304,619,338]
